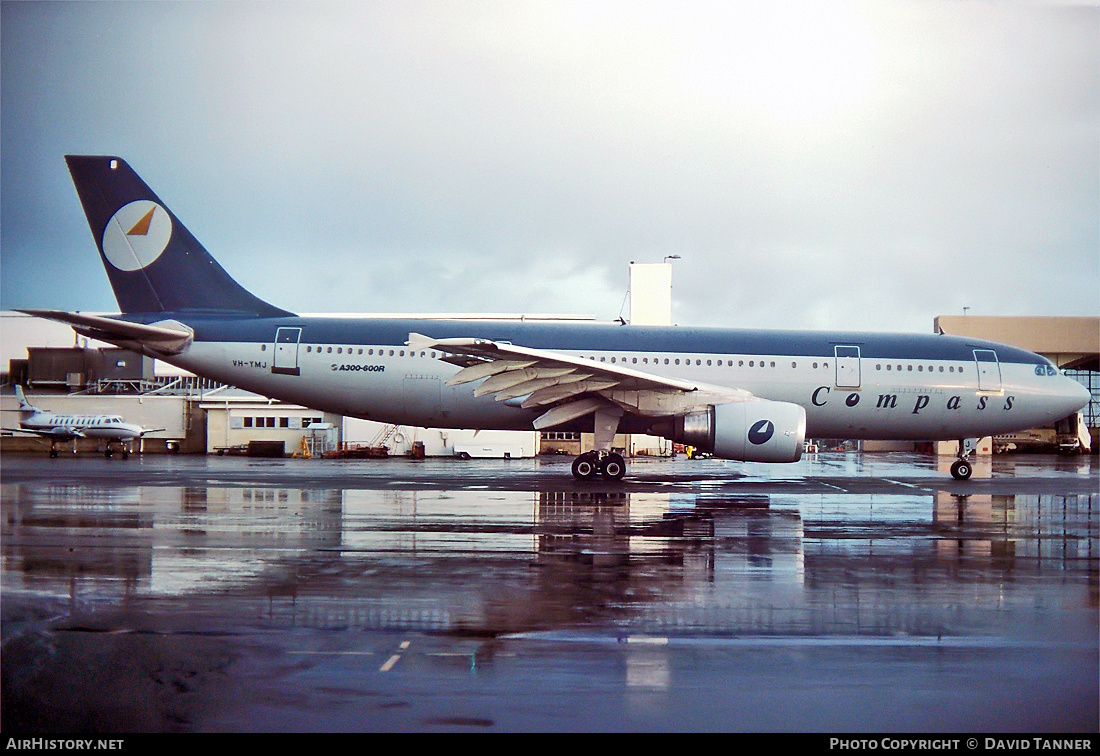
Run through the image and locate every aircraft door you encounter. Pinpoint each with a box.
[272,327,302,376]
[973,349,1001,392]
[834,345,861,389]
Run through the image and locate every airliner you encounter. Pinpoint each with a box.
[5,385,159,458]
[20,155,1091,480]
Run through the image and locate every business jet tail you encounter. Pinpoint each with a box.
[64,155,293,319]
[15,385,37,413]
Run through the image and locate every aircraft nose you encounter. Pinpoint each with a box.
[1061,376,1092,416]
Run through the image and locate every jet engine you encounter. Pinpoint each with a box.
[668,400,806,463]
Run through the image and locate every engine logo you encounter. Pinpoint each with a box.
[748,419,774,445]
[101,200,172,271]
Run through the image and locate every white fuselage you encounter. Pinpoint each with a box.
[159,318,1089,444]
[18,410,145,441]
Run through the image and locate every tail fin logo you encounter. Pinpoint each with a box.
[102,200,172,271]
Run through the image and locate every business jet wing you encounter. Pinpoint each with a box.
[3,427,84,441]
[17,310,194,355]
[407,333,752,429]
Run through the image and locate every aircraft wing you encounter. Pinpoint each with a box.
[4,427,83,441]
[17,310,194,355]
[407,332,752,429]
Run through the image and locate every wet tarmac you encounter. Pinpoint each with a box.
[2,452,1097,733]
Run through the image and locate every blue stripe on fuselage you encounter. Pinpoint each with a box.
[125,313,1051,366]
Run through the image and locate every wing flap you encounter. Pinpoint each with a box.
[410,332,698,393]
[532,398,608,430]
[446,359,538,386]
[408,332,755,424]
[520,379,619,408]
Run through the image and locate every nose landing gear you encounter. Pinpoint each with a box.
[950,438,978,480]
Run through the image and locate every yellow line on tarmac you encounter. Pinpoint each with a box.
[380,640,412,672]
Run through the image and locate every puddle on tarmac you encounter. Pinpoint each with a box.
[3,476,1095,640]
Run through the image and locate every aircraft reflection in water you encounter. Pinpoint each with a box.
[2,482,1095,638]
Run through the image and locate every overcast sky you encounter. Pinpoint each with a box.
[2,0,1097,334]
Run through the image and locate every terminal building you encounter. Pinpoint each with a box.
[2,265,1097,459]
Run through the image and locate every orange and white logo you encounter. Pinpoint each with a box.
[101,200,172,271]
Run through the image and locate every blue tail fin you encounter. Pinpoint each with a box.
[65,156,293,318]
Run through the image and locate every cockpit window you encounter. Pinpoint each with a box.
[1034,364,1058,377]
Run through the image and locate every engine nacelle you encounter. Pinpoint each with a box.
[670,400,807,463]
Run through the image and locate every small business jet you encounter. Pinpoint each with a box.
[20,156,1091,480]
[5,385,158,458]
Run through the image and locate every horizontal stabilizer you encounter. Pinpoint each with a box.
[18,310,194,354]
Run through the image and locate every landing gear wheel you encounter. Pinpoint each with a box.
[571,453,599,480]
[602,453,626,481]
[950,459,973,481]
[49,448,58,459]
[121,450,130,460]
[105,448,113,458]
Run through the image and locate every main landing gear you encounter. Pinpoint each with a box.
[571,450,626,481]
[104,441,131,459]
[950,438,977,481]
[571,405,627,481]
[47,439,75,458]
